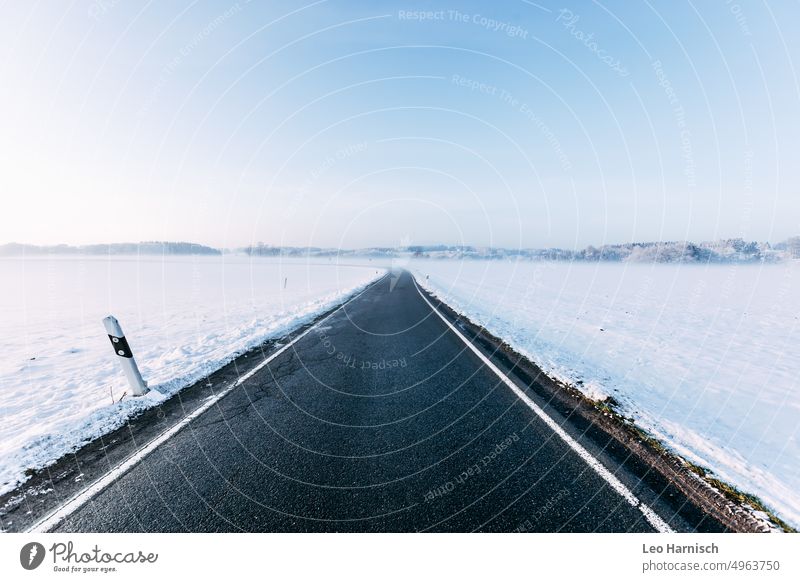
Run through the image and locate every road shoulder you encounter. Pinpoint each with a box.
[413,277,784,533]
[0,278,385,533]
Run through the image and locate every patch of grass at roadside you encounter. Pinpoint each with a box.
[591,395,795,533]
[591,397,672,456]
[626,424,670,456]
[682,461,795,533]
[456,304,796,533]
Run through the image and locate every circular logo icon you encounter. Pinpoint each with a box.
[20,542,46,570]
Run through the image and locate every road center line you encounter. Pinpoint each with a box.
[411,275,674,533]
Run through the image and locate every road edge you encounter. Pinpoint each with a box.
[0,274,387,534]
[411,273,790,533]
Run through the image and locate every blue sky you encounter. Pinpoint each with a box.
[1,0,798,249]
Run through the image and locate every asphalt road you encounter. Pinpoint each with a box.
[51,270,679,532]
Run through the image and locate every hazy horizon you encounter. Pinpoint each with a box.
[2,232,797,251]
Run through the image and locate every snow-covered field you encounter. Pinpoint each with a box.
[412,259,800,528]
[0,255,384,494]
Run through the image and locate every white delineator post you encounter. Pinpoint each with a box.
[102,315,149,396]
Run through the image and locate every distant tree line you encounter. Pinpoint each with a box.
[0,241,221,256]
[3,237,799,263]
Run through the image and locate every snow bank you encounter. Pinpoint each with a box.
[0,255,384,494]
[413,259,800,528]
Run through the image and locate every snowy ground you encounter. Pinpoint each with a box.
[0,255,384,494]
[412,259,800,528]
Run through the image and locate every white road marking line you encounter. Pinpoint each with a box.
[26,276,385,533]
[412,276,674,533]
